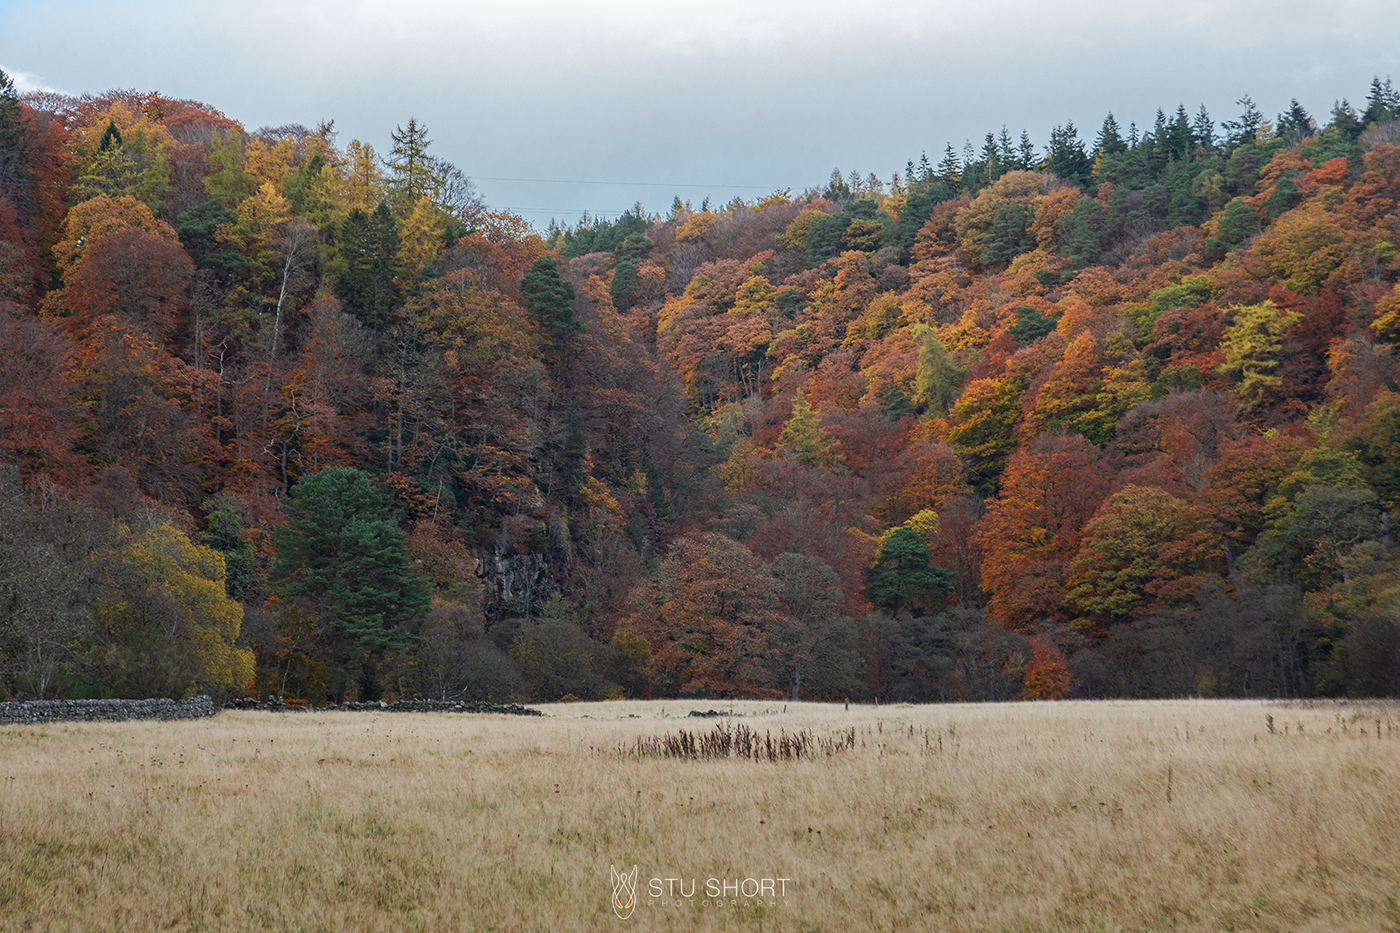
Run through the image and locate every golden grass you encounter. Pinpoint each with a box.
[2,699,1399,932]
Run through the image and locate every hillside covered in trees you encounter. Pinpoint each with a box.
[3,72,1400,703]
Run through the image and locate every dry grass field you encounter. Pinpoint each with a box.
[1,699,1398,932]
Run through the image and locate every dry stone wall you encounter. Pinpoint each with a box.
[0,696,216,725]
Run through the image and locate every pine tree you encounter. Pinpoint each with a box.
[998,125,1016,168]
[521,255,580,354]
[1191,104,1216,152]
[864,526,952,616]
[1222,95,1264,149]
[1166,104,1193,160]
[937,144,962,193]
[912,323,963,414]
[0,71,29,212]
[270,467,430,700]
[1045,122,1092,188]
[981,202,1033,269]
[1362,76,1400,128]
[1017,130,1037,169]
[980,132,1004,185]
[1277,99,1315,144]
[1331,99,1363,139]
[1094,113,1127,156]
[610,258,641,309]
[336,203,401,328]
[386,117,439,214]
[98,120,123,153]
[779,392,837,467]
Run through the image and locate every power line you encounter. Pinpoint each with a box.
[486,206,647,215]
[470,175,785,190]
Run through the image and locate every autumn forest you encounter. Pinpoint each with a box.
[3,73,1400,704]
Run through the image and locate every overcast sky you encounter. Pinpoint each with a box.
[4,0,1399,229]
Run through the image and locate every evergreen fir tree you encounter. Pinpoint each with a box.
[1017,130,1037,169]
[336,203,402,328]
[386,117,439,213]
[1095,113,1127,156]
[521,255,581,354]
[1362,76,1400,128]
[937,144,962,193]
[1191,104,1216,152]
[1277,99,1316,144]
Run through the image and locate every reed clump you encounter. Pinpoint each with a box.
[628,722,857,761]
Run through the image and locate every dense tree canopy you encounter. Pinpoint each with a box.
[3,72,1400,702]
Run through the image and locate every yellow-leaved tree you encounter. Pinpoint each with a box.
[97,523,254,698]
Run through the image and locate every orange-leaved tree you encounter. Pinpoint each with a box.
[618,532,789,698]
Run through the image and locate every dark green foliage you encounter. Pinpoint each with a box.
[98,120,123,153]
[804,213,850,267]
[0,73,31,214]
[336,204,401,328]
[979,132,1005,185]
[0,68,26,161]
[981,202,1033,269]
[775,286,804,317]
[1276,99,1315,145]
[1061,196,1108,266]
[1222,94,1265,149]
[1331,99,1364,140]
[270,468,430,693]
[895,181,953,258]
[1044,122,1092,188]
[287,152,326,216]
[610,258,641,309]
[646,464,670,522]
[1192,104,1216,152]
[176,199,246,279]
[1163,105,1193,161]
[864,527,953,617]
[521,255,580,351]
[616,232,653,263]
[1217,198,1261,248]
[557,209,647,259]
[1007,305,1056,346]
[1343,399,1400,508]
[1306,127,1361,165]
[559,421,587,493]
[936,144,962,193]
[1035,269,1077,288]
[1263,173,1301,219]
[824,167,852,201]
[1361,77,1400,129]
[1151,365,1206,398]
[204,497,255,601]
[1094,113,1127,156]
[881,387,916,419]
[1149,277,1215,315]
[804,200,880,266]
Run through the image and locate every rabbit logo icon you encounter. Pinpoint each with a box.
[611,864,638,919]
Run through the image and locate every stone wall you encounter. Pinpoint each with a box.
[0,696,216,725]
